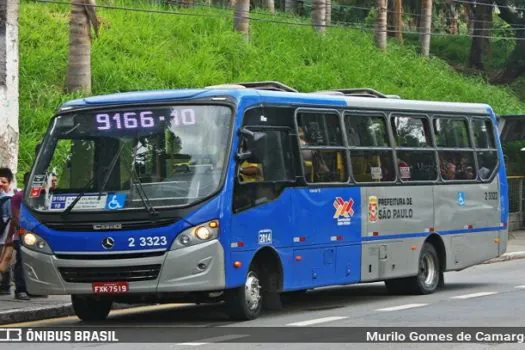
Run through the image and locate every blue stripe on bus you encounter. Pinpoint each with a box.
[362,226,502,242]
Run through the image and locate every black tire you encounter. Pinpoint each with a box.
[71,295,112,322]
[281,290,308,304]
[385,243,441,295]
[410,242,440,294]
[225,269,263,321]
[384,278,409,295]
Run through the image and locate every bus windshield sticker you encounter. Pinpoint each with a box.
[368,196,378,223]
[49,194,107,211]
[32,174,46,186]
[258,229,272,245]
[29,186,42,198]
[105,194,127,210]
[333,197,355,226]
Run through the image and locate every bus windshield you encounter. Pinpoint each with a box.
[27,104,233,213]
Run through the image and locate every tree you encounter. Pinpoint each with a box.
[325,0,331,25]
[263,0,275,13]
[468,0,493,70]
[0,0,19,174]
[285,0,297,14]
[312,0,326,33]
[234,0,250,39]
[66,0,99,94]
[394,0,403,43]
[444,0,459,34]
[419,0,432,56]
[491,0,525,83]
[375,0,387,50]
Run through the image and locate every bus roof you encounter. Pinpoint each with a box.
[58,87,493,116]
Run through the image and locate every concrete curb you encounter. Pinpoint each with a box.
[483,251,525,264]
[0,302,133,325]
[0,303,74,325]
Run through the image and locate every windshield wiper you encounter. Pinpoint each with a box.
[98,143,126,199]
[61,143,125,217]
[61,176,96,217]
[125,161,158,217]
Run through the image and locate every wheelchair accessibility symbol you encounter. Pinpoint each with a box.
[457,192,465,207]
[105,194,127,210]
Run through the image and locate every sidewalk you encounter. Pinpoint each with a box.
[1,231,525,325]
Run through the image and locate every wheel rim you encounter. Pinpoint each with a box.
[245,271,261,312]
[419,253,436,287]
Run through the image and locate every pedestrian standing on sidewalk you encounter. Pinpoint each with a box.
[0,167,14,296]
[0,167,30,300]
[10,172,32,300]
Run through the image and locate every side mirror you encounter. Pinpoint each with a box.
[237,128,266,163]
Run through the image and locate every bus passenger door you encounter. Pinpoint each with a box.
[291,187,362,289]
[229,125,296,289]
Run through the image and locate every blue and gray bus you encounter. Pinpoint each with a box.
[20,82,508,321]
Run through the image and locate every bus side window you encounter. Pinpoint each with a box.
[472,118,498,180]
[296,111,348,183]
[392,115,437,182]
[345,113,394,183]
[434,117,476,181]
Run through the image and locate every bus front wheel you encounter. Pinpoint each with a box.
[71,295,112,322]
[225,269,263,321]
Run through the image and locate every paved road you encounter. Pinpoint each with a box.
[4,259,525,349]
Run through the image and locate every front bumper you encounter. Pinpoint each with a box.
[21,240,225,296]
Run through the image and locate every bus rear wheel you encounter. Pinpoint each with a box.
[385,242,441,295]
[225,269,262,321]
[71,295,112,322]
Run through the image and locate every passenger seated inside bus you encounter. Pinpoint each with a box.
[298,127,344,182]
[440,154,476,180]
[351,153,395,182]
[237,139,264,183]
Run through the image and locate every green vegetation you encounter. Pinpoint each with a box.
[18,0,525,179]
[404,33,514,71]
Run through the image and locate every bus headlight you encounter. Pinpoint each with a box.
[171,220,219,250]
[22,232,53,255]
[195,226,211,240]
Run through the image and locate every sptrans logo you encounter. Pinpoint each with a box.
[333,197,355,226]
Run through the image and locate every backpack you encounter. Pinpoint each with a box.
[0,196,12,241]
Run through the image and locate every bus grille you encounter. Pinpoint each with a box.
[55,251,165,260]
[58,265,161,283]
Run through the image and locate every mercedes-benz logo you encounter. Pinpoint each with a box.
[102,237,115,250]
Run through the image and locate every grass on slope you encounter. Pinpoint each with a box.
[17,0,525,178]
